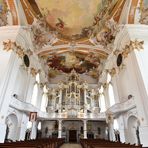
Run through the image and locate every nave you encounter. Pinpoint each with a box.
[60,143,82,148]
[0,138,143,148]
[1,0,148,147]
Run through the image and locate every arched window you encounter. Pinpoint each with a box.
[36,73,40,83]
[31,73,40,106]
[114,119,119,130]
[38,122,41,130]
[31,83,38,106]
[41,85,48,112]
[27,121,32,129]
[107,74,115,106]
[99,86,106,112]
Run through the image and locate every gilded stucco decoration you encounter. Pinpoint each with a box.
[0,0,8,26]
[104,40,144,80]
[106,68,116,77]
[31,17,58,48]
[3,40,34,58]
[121,40,144,58]
[30,67,40,77]
[139,0,148,25]
[3,40,40,77]
[3,40,25,58]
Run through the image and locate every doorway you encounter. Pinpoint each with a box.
[127,116,139,144]
[69,130,77,142]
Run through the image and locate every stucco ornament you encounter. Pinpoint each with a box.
[3,40,15,51]
[31,17,58,49]
[0,0,8,26]
[30,67,38,77]
[121,40,144,58]
[3,40,25,58]
[95,18,119,49]
[139,6,148,25]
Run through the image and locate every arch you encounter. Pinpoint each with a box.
[5,114,18,141]
[25,121,32,140]
[36,121,42,139]
[127,115,139,145]
[113,119,119,130]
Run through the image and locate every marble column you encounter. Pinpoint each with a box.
[58,120,62,138]
[83,120,87,139]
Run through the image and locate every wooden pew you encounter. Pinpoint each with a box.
[80,139,142,148]
[0,138,65,148]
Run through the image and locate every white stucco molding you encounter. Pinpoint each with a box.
[114,24,148,50]
[99,24,148,83]
[10,97,106,120]
[0,26,33,50]
[106,98,136,117]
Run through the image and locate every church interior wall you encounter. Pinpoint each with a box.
[1,0,148,147]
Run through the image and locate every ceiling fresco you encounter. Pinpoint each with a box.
[26,0,120,79]
[47,52,101,74]
[35,0,100,36]
[32,0,118,40]
[0,0,7,26]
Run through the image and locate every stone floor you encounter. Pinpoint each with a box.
[60,143,82,148]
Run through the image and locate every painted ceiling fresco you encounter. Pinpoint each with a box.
[36,0,100,37]
[27,0,119,79]
[0,0,7,26]
[34,0,118,40]
[47,51,102,77]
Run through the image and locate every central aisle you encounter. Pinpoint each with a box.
[60,143,82,148]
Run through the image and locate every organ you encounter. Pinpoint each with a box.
[47,70,100,118]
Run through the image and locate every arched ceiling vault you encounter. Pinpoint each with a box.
[2,0,137,79]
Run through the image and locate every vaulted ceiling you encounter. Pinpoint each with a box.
[25,0,124,79]
[2,0,130,81]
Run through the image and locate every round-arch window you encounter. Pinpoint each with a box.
[23,54,30,67]
[116,53,122,67]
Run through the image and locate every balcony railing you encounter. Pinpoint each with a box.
[106,98,136,115]
[10,97,106,120]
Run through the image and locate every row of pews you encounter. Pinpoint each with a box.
[0,138,65,148]
[80,139,143,148]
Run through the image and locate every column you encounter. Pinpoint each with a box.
[36,85,43,109]
[30,121,37,139]
[84,88,87,115]
[0,53,21,142]
[109,122,115,141]
[16,114,28,141]
[83,120,87,139]
[103,88,110,109]
[25,75,35,103]
[58,120,62,138]
[59,89,62,113]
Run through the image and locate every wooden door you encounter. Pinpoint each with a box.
[69,130,77,142]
